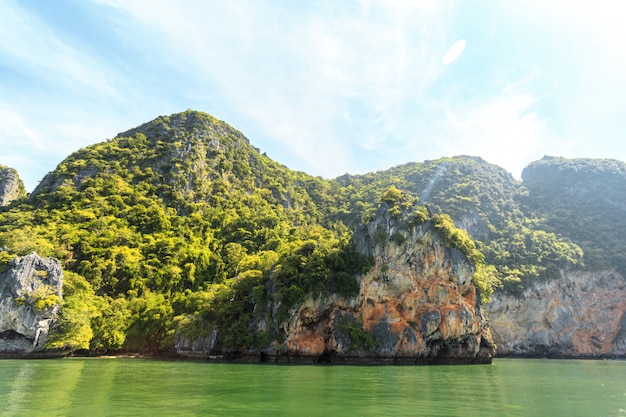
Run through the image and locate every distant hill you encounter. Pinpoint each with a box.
[335,156,584,293]
[519,156,626,274]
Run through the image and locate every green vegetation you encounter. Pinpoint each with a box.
[520,156,626,276]
[45,271,98,351]
[337,156,585,293]
[336,314,376,351]
[0,111,618,353]
[0,111,373,354]
[432,213,483,265]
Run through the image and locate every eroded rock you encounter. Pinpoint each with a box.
[0,165,25,206]
[0,253,63,356]
[488,270,626,357]
[281,210,493,364]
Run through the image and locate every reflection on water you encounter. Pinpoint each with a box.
[0,359,625,417]
[4,361,35,415]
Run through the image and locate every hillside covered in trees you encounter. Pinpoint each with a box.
[1,110,623,355]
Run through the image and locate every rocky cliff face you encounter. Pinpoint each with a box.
[0,253,63,356]
[487,270,626,357]
[0,165,25,206]
[177,205,494,364]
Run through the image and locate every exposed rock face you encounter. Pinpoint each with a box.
[280,206,494,364]
[487,270,626,357]
[0,253,63,356]
[177,205,494,364]
[0,165,25,206]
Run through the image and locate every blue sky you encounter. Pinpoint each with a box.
[2,0,626,192]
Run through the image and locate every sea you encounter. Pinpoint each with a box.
[0,358,624,416]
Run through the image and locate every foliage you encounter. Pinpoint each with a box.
[0,250,15,273]
[125,291,173,351]
[0,111,373,353]
[472,264,500,303]
[520,156,626,276]
[430,213,501,302]
[389,232,406,246]
[337,156,584,292]
[432,214,484,266]
[336,314,376,351]
[90,296,131,352]
[45,271,98,351]
[176,272,263,350]
[0,111,617,354]
[380,186,403,205]
[271,227,372,314]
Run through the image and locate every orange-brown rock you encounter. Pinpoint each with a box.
[276,204,494,364]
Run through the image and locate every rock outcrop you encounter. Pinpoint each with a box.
[177,204,494,364]
[487,270,626,357]
[0,165,25,206]
[0,253,63,356]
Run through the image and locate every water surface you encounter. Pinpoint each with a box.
[0,358,624,416]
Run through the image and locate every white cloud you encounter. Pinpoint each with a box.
[15,0,622,190]
[0,109,46,150]
[442,39,466,65]
[0,2,121,99]
[0,105,124,191]
[92,0,456,177]
[0,1,148,190]
[439,86,553,178]
[498,0,626,162]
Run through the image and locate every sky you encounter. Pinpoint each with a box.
[2,0,626,192]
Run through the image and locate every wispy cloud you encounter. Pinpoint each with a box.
[439,86,552,178]
[0,1,158,190]
[0,109,46,150]
[94,0,456,176]
[442,40,466,65]
[492,0,626,162]
[3,0,626,191]
[0,1,120,99]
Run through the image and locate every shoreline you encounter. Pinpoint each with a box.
[2,349,624,362]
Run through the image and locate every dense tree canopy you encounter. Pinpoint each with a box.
[0,111,372,353]
[335,156,584,293]
[520,156,626,275]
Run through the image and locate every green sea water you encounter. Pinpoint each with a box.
[0,358,624,417]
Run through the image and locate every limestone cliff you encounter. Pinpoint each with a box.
[0,165,26,206]
[0,253,63,356]
[177,204,494,364]
[487,270,626,357]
